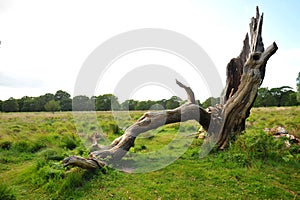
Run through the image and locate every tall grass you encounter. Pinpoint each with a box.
[0,108,299,199]
[0,183,16,200]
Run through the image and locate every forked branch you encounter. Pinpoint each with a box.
[63,80,211,169]
[216,6,278,149]
[63,6,278,169]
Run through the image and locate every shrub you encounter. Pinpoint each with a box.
[60,133,79,150]
[41,149,64,161]
[12,141,46,153]
[30,142,46,153]
[0,183,16,200]
[109,122,120,134]
[13,141,31,152]
[228,130,290,165]
[58,172,84,196]
[34,162,64,187]
[0,141,12,150]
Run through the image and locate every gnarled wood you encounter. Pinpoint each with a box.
[63,80,211,168]
[216,7,278,149]
[62,156,106,170]
[63,7,277,169]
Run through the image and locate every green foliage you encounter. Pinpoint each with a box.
[35,93,55,111]
[254,86,298,107]
[135,100,156,110]
[226,130,289,167]
[254,87,273,107]
[13,141,46,153]
[0,183,16,200]
[44,100,60,113]
[165,96,181,109]
[1,92,198,112]
[0,141,12,150]
[1,83,298,113]
[60,133,79,150]
[9,91,72,112]
[2,97,19,112]
[55,90,72,111]
[96,94,120,111]
[40,149,65,161]
[0,109,299,199]
[121,99,138,110]
[73,95,93,111]
[202,97,220,108]
[19,96,35,112]
[58,172,84,194]
[108,122,120,134]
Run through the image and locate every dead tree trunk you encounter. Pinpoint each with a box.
[63,7,277,169]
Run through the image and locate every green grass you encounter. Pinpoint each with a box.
[0,108,299,199]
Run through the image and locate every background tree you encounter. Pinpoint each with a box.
[44,100,60,113]
[135,100,156,110]
[156,99,167,109]
[2,98,19,112]
[20,96,35,112]
[73,95,90,111]
[0,100,2,112]
[254,87,270,107]
[96,94,120,111]
[121,99,138,110]
[283,91,298,106]
[202,97,220,108]
[269,86,293,107]
[254,87,298,107]
[166,96,181,109]
[17,97,25,111]
[55,90,72,111]
[32,93,55,111]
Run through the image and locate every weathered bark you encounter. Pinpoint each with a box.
[216,7,278,149]
[63,156,106,169]
[63,7,277,169]
[63,80,211,168]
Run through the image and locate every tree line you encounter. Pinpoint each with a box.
[201,86,299,108]
[253,86,298,107]
[1,82,299,113]
[0,90,193,112]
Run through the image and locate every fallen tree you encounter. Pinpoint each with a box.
[63,7,278,169]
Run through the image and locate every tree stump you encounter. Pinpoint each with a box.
[63,7,278,169]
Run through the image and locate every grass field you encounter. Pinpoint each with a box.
[0,107,299,199]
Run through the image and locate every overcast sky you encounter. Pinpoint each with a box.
[0,0,299,102]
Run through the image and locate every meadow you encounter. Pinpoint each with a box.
[0,107,299,199]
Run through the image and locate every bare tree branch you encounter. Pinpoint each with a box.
[63,80,211,168]
[176,79,196,104]
[63,6,278,168]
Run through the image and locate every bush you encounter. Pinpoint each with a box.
[33,162,64,187]
[224,130,296,167]
[41,149,64,161]
[0,183,16,200]
[109,122,120,134]
[58,172,83,195]
[13,141,31,152]
[0,141,12,150]
[30,142,46,153]
[60,133,78,150]
[12,141,45,153]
